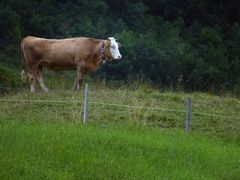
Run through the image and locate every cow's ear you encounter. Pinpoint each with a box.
[106,39,111,47]
[117,42,121,48]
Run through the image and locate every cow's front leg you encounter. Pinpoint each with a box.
[76,79,83,91]
[73,62,85,91]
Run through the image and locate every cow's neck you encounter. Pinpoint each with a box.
[86,40,105,72]
[96,40,106,65]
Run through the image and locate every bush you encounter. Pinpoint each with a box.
[0,64,22,92]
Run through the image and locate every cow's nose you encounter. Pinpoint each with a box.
[118,55,122,59]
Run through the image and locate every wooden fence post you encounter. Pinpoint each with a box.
[185,96,191,132]
[83,83,89,125]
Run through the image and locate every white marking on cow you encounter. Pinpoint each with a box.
[108,37,122,59]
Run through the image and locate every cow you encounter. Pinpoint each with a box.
[20,36,122,92]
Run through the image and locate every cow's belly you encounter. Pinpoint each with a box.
[40,44,79,70]
[41,58,76,70]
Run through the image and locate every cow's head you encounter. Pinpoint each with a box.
[105,37,122,60]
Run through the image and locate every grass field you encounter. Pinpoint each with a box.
[0,82,240,179]
[1,83,240,142]
[0,120,239,179]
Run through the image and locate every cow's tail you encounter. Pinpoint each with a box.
[20,39,27,81]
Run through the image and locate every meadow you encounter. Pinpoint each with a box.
[0,78,240,179]
[1,0,240,178]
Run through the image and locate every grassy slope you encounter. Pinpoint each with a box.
[0,120,239,179]
[0,85,240,179]
[1,86,240,142]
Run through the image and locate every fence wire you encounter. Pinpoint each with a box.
[0,98,238,120]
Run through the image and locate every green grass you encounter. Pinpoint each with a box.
[1,85,240,142]
[0,120,239,179]
[0,83,240,179]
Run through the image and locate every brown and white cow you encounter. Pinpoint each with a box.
[20,36,122,92]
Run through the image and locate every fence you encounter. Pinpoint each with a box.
[0,83,239,137]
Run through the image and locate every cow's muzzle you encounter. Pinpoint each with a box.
[115,55,122,60]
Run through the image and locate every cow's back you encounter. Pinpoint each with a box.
[21,36,100,70]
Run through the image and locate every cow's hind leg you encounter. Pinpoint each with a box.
[28,74,36,93]
[27,62,38,93]
[36,66,48,93]
[72,62,85,91]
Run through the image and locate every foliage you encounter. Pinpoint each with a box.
[0,63,22,92]
[0,0,240,93]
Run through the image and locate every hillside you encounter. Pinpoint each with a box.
[0,86,240,178]
[1,0,240,93]
[1,1,240,177]
[0,84,240,142]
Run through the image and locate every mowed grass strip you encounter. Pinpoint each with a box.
[0,120,239,179]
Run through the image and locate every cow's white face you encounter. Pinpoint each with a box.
[108,37,122,60]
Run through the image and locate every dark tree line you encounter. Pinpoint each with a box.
[0,0,240,94]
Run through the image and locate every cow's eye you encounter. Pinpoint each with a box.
[111,45,115,49]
